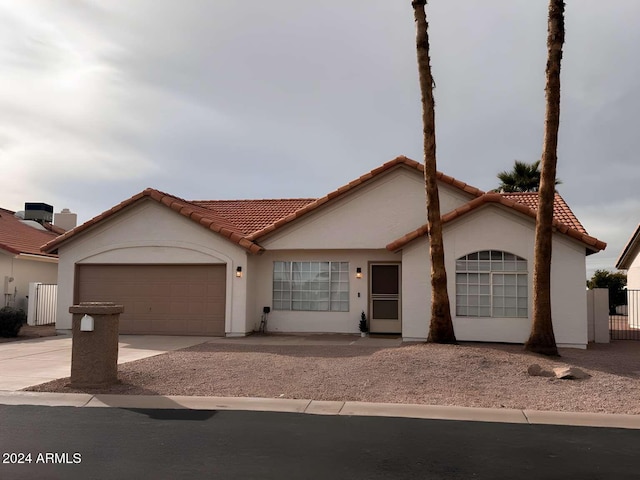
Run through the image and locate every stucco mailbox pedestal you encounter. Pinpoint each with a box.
[69,302,124,387]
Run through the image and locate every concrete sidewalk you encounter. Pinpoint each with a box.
[0,391,639,430]
[0,334,213,391]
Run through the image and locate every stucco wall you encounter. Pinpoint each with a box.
[55,200,250,335]
[250,249,401,333]
[0,252,57,313]
[401,205,589,348]
[261,167,473,250]
[626,246,640,289]
[400,241,432,340]
[439,183,478,216]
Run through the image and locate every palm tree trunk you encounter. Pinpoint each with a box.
[525,0,564,356]
[412,0,456,344]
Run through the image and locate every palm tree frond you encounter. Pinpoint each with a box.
[495,159,560,193]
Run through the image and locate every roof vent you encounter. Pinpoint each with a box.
[24,203,54,224]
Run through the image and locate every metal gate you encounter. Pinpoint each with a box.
[610,289,640,340]
[30,283,57,326]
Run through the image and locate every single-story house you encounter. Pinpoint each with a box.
[0,207,59,312]
[616,223,640,326]
[43,156,606,348]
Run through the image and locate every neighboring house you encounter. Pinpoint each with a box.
[615,224,640,326]
[43,156,606,348]
[0,207,59,312]
[616,224,640,287]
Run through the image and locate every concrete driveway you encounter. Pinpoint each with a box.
[0,335,213,391]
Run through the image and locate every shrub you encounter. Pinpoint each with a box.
[0,307,27,337]
[359,311,368,333]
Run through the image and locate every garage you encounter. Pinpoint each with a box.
[76,264,226,336]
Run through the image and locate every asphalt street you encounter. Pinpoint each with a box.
[1,405,638,479]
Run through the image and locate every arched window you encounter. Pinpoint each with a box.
[455,251,528,318]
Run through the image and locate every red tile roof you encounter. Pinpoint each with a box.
[191,199,316,236]
[43,222,67,235]
[42,189,264,254]
[501,192,586,234]
[0,208,59,257]
[386,193,606,253]
[41,156,604,257]
[43,156,486,253]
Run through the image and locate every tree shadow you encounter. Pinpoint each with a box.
[124,408,217,420]
[25,378,218,420]
[556,341,640,379]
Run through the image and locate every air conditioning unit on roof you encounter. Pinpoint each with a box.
[24,203,54,224]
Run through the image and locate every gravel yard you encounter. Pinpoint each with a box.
[27,338,640,415]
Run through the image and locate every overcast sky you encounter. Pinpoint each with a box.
[1,1,638,276]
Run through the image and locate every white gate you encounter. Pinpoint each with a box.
[27,283,57,326]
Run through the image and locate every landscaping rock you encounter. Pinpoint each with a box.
[527,364,554,377]
[553,367,591,380]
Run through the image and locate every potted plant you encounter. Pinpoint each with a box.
[359,311,368,337]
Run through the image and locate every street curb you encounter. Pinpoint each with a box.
[1,391,639,429]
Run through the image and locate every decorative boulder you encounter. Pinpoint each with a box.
[553,367,591,380]
[527,364,555,377]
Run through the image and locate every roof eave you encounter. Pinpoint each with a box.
[42,190,264,255]
[0,243,21,256]
[16,253,58,263]
[615,224,640,269]
[41,191,149,253]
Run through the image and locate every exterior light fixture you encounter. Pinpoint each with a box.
[236,266,243,278]
[356,267,362,279]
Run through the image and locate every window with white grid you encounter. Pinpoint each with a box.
[273,261,349,312]
[455,251,528,318]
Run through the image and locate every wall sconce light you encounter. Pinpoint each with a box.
[356,267,362,279]
[236,266,243,278]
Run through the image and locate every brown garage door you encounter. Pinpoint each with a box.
[76,264,226,336]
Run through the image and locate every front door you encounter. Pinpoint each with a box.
[369,263,401,334]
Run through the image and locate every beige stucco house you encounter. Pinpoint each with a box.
[43,156,606,348]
